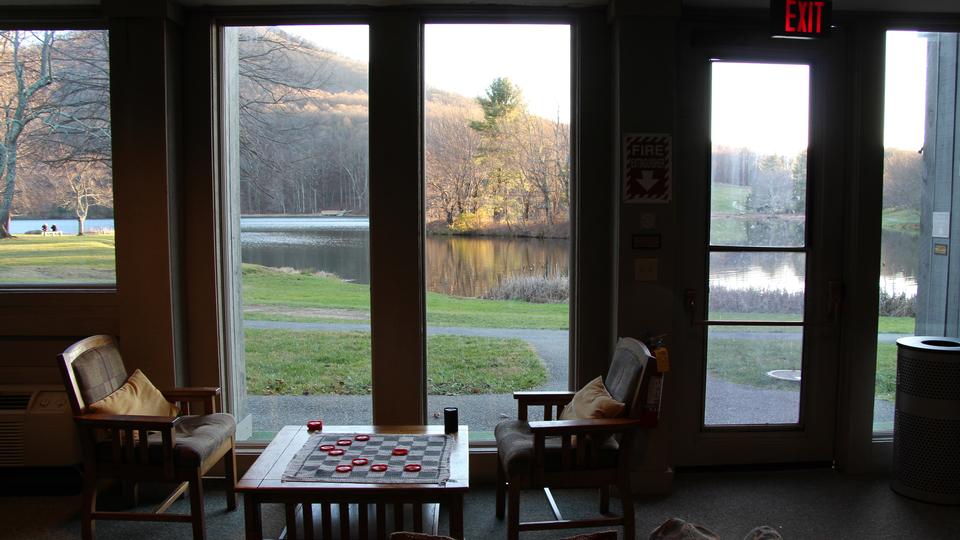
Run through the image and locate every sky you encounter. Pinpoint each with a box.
[279,24,571,123]
[279,25,926,153]
[884,31,928,151]
[711,62,810,155]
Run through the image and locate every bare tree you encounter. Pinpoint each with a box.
[57,160,111,235]
[0,31,54,237]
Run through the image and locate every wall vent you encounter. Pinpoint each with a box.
[0,387,78,467]
[0,420,25,466]
[0,394,31,411]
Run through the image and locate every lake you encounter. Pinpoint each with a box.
[11,216,918,299]
[241,217,568,298]
[9,218,115,235]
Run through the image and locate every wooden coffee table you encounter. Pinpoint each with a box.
[237,425,469,540]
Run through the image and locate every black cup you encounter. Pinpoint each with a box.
[443,407,458,434]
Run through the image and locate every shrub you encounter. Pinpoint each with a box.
[482,274,568,303]
[878,289,915,317]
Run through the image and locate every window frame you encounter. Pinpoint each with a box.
[209,6,608,450]
[0,16,116,293]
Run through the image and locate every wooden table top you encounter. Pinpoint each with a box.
[237,425,470,494]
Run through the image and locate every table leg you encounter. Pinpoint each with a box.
[244,494,263,540]
[449,494,464,540]
[303,503,314,540]
[285,503,298,540]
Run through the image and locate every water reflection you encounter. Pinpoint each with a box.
[880,229,919,296]
[240,218,568,298]
[425,236,568,298]
[239,218,920,299]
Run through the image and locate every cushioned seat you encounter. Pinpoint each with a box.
[493,337,659,540]
[96,413,237,467]
[58,335,238,540]
[494,420,619,477]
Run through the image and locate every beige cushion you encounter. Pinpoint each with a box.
[89,369,178,418]
[560,376,625,421]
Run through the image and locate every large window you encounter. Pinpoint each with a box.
[0,30,114,285]
[706,62,810,426]
[423,24,571,439]
[875,31,960,433]
[221,25,371,441]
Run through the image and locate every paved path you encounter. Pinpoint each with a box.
[244,320,898,437]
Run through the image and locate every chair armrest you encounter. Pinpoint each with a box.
[161,387,221,398]
[75,413,181,430]
[528,417,643,435]
[161,387,221,415]
[513,390,575,404]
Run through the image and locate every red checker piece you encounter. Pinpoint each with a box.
[319,444,336,452]
[403,464,422,473]
[391,447,409,456]
[306,420,323,431]
[336,439,353,446]
[370,464,389,472]
[351,458,369,466]
[354,434,370,441]
[328,449,345,456]
[335,465,353,473]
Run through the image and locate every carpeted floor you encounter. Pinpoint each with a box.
[1,467,958,539]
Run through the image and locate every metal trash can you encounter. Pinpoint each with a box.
[892,336,960,504]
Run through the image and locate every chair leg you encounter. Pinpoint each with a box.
[495,457,506,519]
[81,469,97,540]
[121,479,139,508]
[618,478,635,540]
[224,440,238,511]
[507,482,521,540]
[599,485,610,515]
[189,469,206,540]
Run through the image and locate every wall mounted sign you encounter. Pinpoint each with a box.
[624,133,672,204]
[771,0,832,39]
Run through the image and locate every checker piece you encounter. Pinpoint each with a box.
[335,465,352,473]
[392,447,409,456]
[404,464,422,472]
[370,464,388,472]
[319,444,336,452]
[351,458,368,466]
[336,439,352,446]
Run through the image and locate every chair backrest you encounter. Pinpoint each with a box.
[603,337,653,418]
[57,335,128,416]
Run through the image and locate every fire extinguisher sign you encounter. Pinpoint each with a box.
[623,133,672,204]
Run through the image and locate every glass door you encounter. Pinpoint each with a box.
[676,49,842,465]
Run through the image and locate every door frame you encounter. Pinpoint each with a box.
[672,20,846,466]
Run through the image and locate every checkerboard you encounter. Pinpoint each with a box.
[282,433,452,485]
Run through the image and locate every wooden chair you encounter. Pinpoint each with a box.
[57,335,238,540]
[493,337,661,540]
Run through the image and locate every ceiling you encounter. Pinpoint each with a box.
[4,0,960,14]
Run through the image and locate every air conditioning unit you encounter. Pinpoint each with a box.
[0,386,79,467]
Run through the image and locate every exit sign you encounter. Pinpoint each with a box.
[771,0,832,39]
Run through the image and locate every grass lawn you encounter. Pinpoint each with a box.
[711,183,750,213]
[244,328,546,395]
[707,336,803,392]
[243,264,569,329]
[0,234,116,283]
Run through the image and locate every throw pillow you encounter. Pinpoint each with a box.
[88,369,179,418]
[560,376,625,420]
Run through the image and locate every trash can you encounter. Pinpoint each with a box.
[892,336,960,504]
